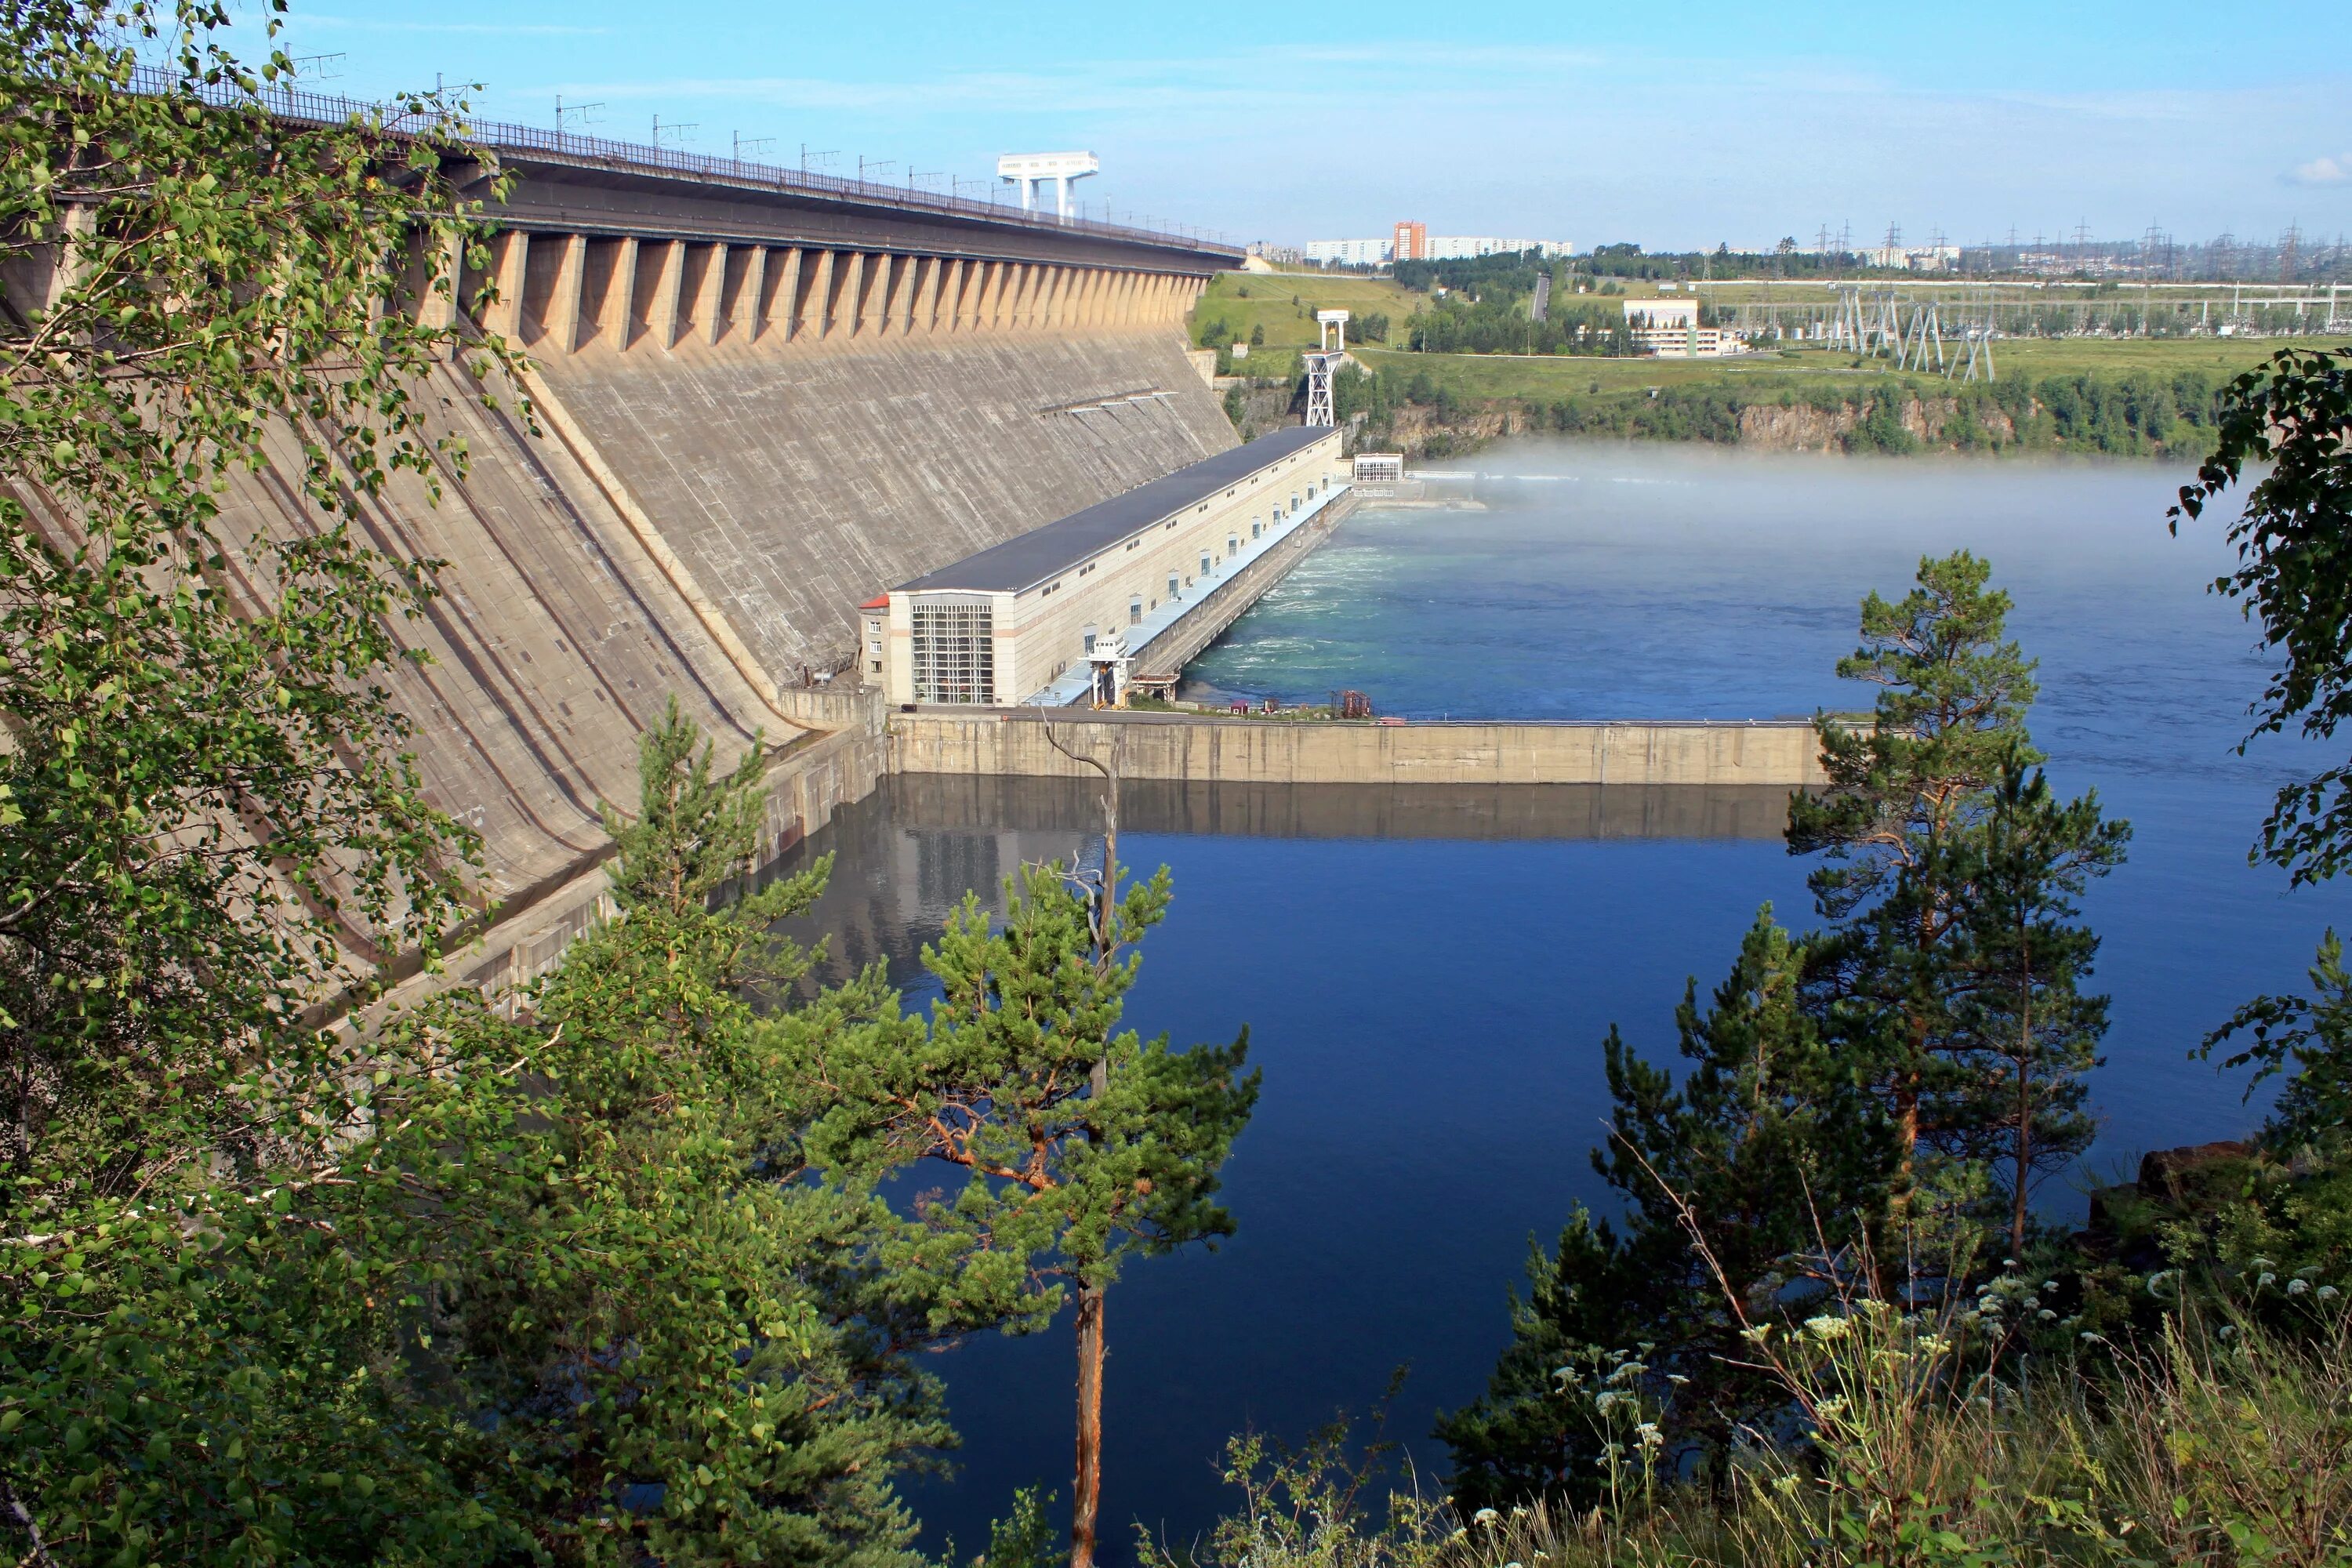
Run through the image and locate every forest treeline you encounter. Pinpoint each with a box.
[1330,360,2235,459]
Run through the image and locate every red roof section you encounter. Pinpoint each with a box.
[859,594,889,609]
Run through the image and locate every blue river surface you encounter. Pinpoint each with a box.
[771,440,2352,1562]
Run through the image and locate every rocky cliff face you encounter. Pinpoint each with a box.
[1737,395,2021,452]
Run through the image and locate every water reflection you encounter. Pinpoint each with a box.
[775,773,1798,989]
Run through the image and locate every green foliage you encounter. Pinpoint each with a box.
[1214,1297,2352,1568]
[972,1488,1060,1568]
[354,701,1020,1566]
[2206,930,2352,1150]
[2170,345,2352,886]
[797,860,1258,1298]
[1435,1210,1649,1512]
[0,3,539,1558]
[1443,913,1900,1499]
[1171,1398,1448,1568]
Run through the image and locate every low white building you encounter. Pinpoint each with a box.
[862,427,1348,707]
[1622,299,1700,330]
[1860,244,1962,271]
[1621,299,1748,358]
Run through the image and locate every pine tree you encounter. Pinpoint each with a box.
[1441,912,1897,1496]
[1432,1210,1650,1512]
[794,858,1258,1568]
[358,702,1033,1565]
[1788,552,2041,1196]
[1592,910,1897,1457]
[1945,760,2129,1258]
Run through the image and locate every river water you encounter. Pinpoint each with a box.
[774,442,2352,1560]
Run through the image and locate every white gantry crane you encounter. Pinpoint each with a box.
[996,151,1100,220]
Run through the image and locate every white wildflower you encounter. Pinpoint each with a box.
[2024,1296,2041,1311]
[1475,1508,1500,1527]
[1802,1314,1851,1341]
[2038,1309,2057,1321]
[2290,1278,2312,1296]
[2320,1286,2341,1301]
[2259,1272,2278,1289]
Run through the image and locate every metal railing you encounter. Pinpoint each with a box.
[124,64,1239,257]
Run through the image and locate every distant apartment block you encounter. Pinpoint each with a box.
[1427,236,1573,260]
[1247,240,1305,265]
[1304,237,1392,267]
[1304,231,1574,267]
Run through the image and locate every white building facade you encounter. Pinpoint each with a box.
[1426,237,1574,260]
[1304,237,1391,267]
[864,427,1348,707]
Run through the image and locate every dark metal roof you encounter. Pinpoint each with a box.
[897,426,1335,594]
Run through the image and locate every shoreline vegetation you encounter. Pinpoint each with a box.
[1190,268,2335,461]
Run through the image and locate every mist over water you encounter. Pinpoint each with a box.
[778,441,2352,1563]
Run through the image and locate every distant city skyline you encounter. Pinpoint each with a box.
[243,0,2350,252]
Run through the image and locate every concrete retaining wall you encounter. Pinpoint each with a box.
[890,713,1828,788]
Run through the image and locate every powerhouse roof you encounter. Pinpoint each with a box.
[895,425,1333,594]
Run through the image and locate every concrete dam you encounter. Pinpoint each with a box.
[96,130,1824,1004]
[162,140,1236,972]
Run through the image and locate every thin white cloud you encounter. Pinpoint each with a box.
[2290,153,2350,184]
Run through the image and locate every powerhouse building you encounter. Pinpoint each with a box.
[862,426,1346,706]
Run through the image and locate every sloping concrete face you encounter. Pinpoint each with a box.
[535,326,1233,678]
[202,354,800,917]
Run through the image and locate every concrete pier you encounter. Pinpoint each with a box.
[889,710,1828,788]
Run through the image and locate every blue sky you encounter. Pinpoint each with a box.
[241,0,2351,252]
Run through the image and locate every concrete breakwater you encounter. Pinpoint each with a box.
[888,710,1830,789]
[411,697,1825,1010]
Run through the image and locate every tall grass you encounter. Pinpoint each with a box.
[1156,1305,2352,1568]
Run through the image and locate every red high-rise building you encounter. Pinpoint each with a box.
[1391,220,1428,261]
